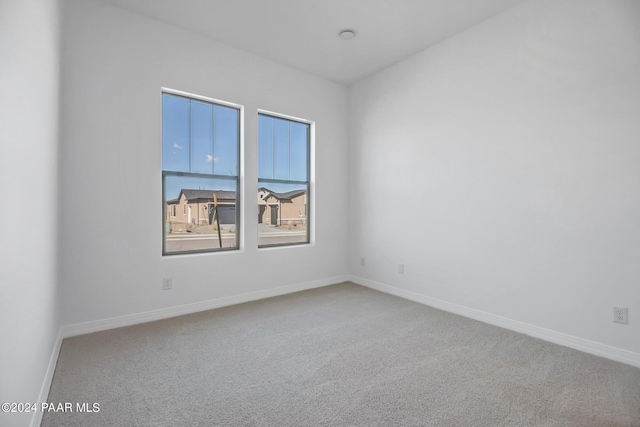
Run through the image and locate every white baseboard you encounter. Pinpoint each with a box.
[350,275,640,369]
[62,275,350,338]
[31,329,64,427]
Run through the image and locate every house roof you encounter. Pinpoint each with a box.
[169,188,304,204]
[179,189,236,202]
[259,187,306,202]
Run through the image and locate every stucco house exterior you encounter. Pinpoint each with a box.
[166,189,236,232]
[165,188,306,232]
[258,187,307,226]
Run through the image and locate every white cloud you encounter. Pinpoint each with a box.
[206,155,218,163]
[173,143,184,150]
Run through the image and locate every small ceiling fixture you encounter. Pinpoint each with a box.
[338,29,356,40]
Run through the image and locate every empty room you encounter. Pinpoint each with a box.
[1,0,639,426]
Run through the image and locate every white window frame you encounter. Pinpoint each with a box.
[162,88,243,256]
[257,109,314,248]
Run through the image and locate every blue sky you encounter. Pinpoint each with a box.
[258,114,308,182]
[163,93,239,199]
[162,94,309,200]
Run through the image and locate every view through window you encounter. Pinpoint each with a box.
[162,92,240,255]
[258,113,310,247]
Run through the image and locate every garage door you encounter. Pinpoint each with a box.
[217,206,236,225]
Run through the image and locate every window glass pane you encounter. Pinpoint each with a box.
[258,115,274,179]
[190,100,214,174]
[164,174,238,254]
[273,118,290,180]
[258,183,308,246]
[213,105,239,176]
[289,121,308,181]
[258,114,310,248]
[162,94,190,172]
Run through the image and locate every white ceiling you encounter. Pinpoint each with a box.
[97,0,527,85]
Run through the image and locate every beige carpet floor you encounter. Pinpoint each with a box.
[42,282,640,426]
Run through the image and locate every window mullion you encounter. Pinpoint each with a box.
[288,122,291,181]
[188,100,192,172]
[271,118,275,180]
[211,103,215,175]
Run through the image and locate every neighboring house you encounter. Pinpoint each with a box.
[166,189,236,231]
[258,187,307,226]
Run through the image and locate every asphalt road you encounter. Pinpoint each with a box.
[165,232,307,252]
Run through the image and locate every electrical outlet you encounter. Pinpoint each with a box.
[398,264,404,274]
[360,257,366,267]
[163,278,173,291]
[614,307,628,324]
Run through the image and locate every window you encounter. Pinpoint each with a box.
[258,113,310,247]
[162,92,240,255]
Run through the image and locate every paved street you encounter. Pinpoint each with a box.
[165,230,307,252]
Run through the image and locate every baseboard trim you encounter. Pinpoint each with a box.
[350,275,640,369]
[62,275,350,338]
[31,328,64,427]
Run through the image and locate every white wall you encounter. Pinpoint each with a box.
[349,0,640,357]
[59,0,349,325]
[0,0,61,426]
